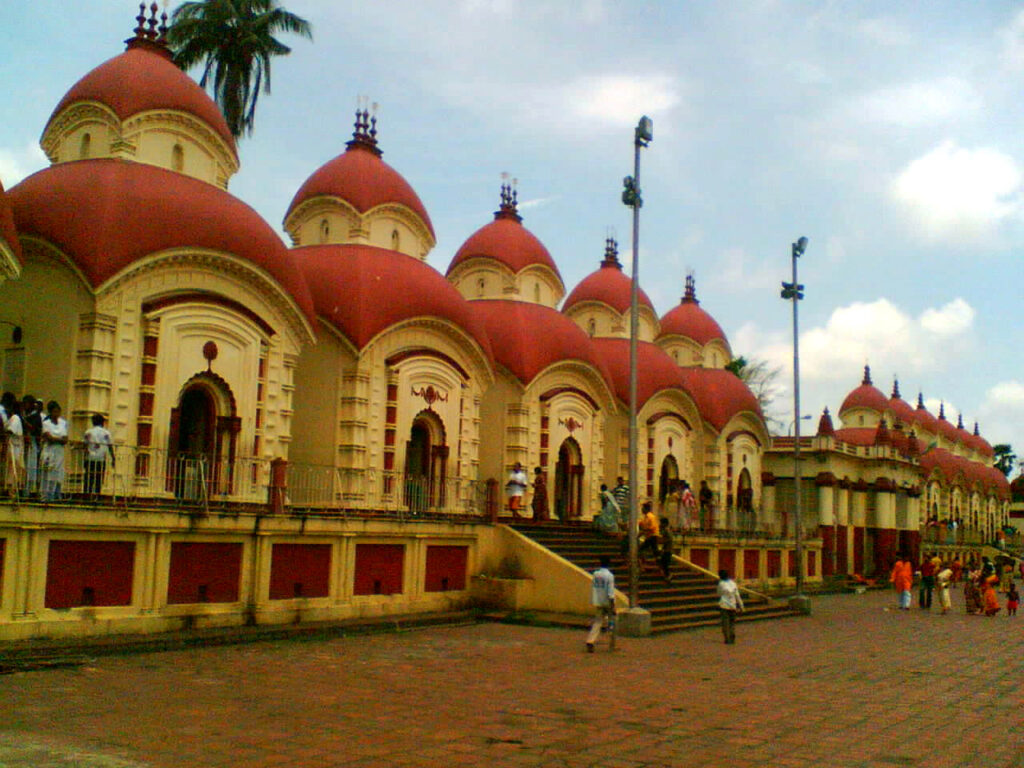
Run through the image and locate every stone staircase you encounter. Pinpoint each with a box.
[511,523,798,634]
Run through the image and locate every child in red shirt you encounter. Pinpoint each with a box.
[1007,583,1019,616]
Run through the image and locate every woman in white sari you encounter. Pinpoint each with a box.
[40,401,68,501]
[5,401,24,493]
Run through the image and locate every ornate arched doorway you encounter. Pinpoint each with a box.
[736,468,754,531]
[659,455,679,505]
[554,437,583,521]
[404,410,448,513]
[167,372,239,499]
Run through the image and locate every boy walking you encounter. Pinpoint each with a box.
[717,569,744,644]
[585,555,616,653]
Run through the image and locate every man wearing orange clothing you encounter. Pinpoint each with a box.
[637,501,660,564]
[890,555,913,610]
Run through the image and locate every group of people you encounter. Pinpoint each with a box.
[0,391,114,501]
[890,552,1021,617]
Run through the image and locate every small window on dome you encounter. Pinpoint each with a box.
[477,278,486,297]
[319,219,330,244]
[587,318,596,337]
[391,229,401,250]
[534,283,541,303]
[79,133,91,160]
[672,350,679,362]
[859,415,864,426]
[171,143,184,172]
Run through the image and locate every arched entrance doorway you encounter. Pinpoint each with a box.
[554,437,583,521]
[167,372,239,499]
[736,468,753,531]
[659,455,679,505]
[404,411,448,514]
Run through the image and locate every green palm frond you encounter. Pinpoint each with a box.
[166,0,312,138]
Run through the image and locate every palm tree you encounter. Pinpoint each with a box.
[166,0,312,138]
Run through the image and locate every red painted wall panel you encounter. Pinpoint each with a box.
[743,550,759,580]
[853,526,865,575]
[788,550,797,578]
[167,542,242,604]
[424,545,468,592]
[269,543,331,600]
[354,544,404,595]
[767,549,782,578]
[808,550,817,577]
[836,526,848,575]
[45,540,135,609]
[690,548,709,571]
[0,538,4,605]
[719,549,736,578]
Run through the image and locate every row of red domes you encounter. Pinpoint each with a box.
[838,366,993,458]
[0,25,753,432]
[816,409,1007,497]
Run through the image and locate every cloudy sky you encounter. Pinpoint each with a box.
[2,1,1022,464]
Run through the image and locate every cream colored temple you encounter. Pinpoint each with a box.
[0,13,1009,639]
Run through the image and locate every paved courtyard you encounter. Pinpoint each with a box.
[0,590,1022,768]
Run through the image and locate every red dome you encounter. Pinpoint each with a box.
[0,180,21,266]
[448,213,560,278]
[677,367,763,432]
[470,300,606,386]
[658,275,727,346]
[448,187,561,280]
[919,447,965,481]
[295,244,490,355]
[563,246,651,315]
[913,397,940,436]
[834,427,879,447]
[887,381,916,427]
[839,366,889,414]
[9,159,314,324]
[287,144,434,237]
[591,339,685,409]
[935,409,961,444]
[48,44,236,157]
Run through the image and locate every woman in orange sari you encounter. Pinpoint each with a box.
[890,556,913,610]
[982,575,1001,616]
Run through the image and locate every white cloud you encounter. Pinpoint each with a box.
[857,17,914,47]
[568,74,679,127]
[734,296,975,386]
[1000,9,1024,71]
[857,78,981,127]
[0,142,47,187]
[978,380,1024,451]
[919,298,974,335]
[890,141,1024,242]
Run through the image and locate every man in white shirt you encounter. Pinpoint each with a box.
[83,413,114,497]
[716,569,744,644]
[506,462,527,519]
[585,555,616,652]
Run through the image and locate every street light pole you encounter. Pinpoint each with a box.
[623,116,652,609]
[782,236,808,597]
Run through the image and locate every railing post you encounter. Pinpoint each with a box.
[269,457,287,515]
[485,478,499,522]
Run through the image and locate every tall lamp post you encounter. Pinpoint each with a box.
[781,236,809,606]
[622,116,652,610]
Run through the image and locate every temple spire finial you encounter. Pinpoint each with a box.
[682,272,699,304]
[346,97,383,157]
[891,378,901,399]
[938,401,946,420]
[126,1,172,55]
[494,172,522,223]
[973,421,980,436]
[957,413,964,430]
[917,392,925,409]
[862,365,872,386]
[601,235,621,268]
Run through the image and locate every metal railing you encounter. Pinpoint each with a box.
[1,441,490,519]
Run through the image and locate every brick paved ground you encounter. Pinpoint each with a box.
[1,590,1022,768]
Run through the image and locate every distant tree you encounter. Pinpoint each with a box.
[166,0,312,138]
[993,444,1016,477]
[726,355,783,430]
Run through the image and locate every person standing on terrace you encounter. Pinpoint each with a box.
[40,401,68,501]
